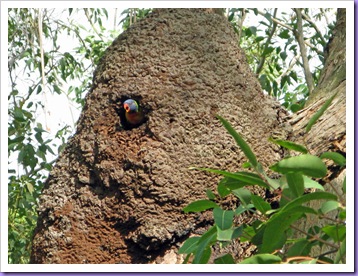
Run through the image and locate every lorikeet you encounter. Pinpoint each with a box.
[123,99,144,126]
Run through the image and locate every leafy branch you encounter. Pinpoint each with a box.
[180,95,345,264]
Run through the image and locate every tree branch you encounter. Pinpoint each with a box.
[237,9,247,43]
[301,12,325,45]
[255,8,278,76]
[293,8,315,94]
[275,52,301,85]
[84,8,103,40]
[255,9,323,56]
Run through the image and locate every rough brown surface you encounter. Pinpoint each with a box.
[30,9,291,264]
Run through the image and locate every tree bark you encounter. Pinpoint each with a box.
[288,8,346,261]
[30,8,345,264]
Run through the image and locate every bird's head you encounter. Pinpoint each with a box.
[123,99,139,113]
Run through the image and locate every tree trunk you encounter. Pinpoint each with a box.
[288,8,346,261]
[30,8,345,264]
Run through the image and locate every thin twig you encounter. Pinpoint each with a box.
[290,224,340,249]
[301,12,325,45]
[255,9,321,55]
[284,256,331,264]
[84,8,103,40]
[275,52,301,85]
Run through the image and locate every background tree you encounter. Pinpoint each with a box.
[6,7,345,264]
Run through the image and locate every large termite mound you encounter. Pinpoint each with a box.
[31,8,289,264]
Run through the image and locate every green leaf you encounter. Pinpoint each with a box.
[232,188,252,207]
[241,225,257,242]
[217,181,231,198]
[306,92,337,133]
[268,137,308,153]
[280,187,294,207]
[320,200,340,214]
[321,225,345,242]
[35,131,43,144]
[302,176,324,190]
[214,253,236,264]
[281,191,337,213]
[264,176,280,189]
[240,254,281,264]
[193,168,269,189]
[334,237,346,264]
[234,204,255,215]
[339,209,346,221]
[217,226,243,241]
[193,226,217,264]
[9,136,25,146]
[196,247,211,264]
[286,239,313,257]
[251,195,271,214]
[261,211,303,253]
[206,189,216,200]
[320,152,346,166]
[178,236,200,254]
[263,12,272,23]
[183,199,219,213]
[182,253,192,264]
[213,208,234,230]
[25,182,34,195]
[263,46,275,56]
[216,115,258,167]
[270,154,327,178]
[342,176,346,194]
[278,29,290,39]
[286,173,304,198]
[299,259,318,264]
[290,103,303,113]
[241,161,252,168]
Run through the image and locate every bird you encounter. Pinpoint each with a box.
[123,99,144,127]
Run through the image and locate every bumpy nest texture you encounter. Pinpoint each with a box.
[31,9,289,264]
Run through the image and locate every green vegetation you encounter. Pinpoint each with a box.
[179,97,345,264]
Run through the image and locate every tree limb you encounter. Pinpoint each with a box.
[255,9,323,56]
[255,8,278,76]
[302,12,325,45]
[237,9,247,43]
[293,8,315,94]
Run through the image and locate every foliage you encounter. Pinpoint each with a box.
[180,97,345,264]
[119,8,153,31]
[228,8,336,112]
[7,8,119,264]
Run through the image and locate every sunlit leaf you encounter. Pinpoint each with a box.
[240,254,281,264]
[213,208,234,230]
[183,199,219,213]
[251,195,271,214]
[320,152,346,166]
[268,137,308,153]
[216,115,258,167]
[270,154,327,178]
